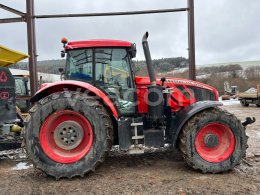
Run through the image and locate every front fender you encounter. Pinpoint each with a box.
[171,101,223,146]
[31,80,118,118]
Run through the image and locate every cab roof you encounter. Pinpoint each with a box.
[65,39,132,50]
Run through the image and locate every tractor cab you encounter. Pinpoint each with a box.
[62,39,137,115]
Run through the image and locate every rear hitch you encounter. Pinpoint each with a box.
[242,117,256,127]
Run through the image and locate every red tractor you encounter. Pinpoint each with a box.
[25,32,250,179]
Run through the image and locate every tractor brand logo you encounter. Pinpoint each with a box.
[166,79,212,90]
[0,71,8,83]
[0,92,9,100]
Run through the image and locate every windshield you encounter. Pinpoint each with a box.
[14,77,30,96]
[14,76,30,112]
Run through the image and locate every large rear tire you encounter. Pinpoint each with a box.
[179,107,247,173]
[25,91,113,179]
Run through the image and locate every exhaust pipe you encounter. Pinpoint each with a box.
[142,32,163,122]
[142,32,156,86]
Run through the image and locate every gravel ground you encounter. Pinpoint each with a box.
[0,103,259,195]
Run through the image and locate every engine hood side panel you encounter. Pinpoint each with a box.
[135,76,219,113]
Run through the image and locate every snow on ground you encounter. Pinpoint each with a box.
[12,162,33,170]
[219,97,241,106]
[158,67,188,76]
[199,60,260,69]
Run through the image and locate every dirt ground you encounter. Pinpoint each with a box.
[0,103,259,195]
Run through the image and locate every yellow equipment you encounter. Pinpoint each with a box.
[0,45,29,151]
[0,45,29,67]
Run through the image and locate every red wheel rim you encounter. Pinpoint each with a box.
[40,110,93,164]
[195,123,235,163]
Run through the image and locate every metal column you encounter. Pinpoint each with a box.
[26,0,38,95]
[188,0,196,81]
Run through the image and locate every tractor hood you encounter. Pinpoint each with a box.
[135,76,215,91]
[135,76,219,111]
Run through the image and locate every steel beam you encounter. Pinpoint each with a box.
[188,0,196,81]
[35,8,188,19]
[26,0,38,95]
[0,17,24,24]
[0,4,25,17]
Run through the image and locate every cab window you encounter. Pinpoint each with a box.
[66,49,93,81]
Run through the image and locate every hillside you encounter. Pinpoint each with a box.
[12,59,66,75]
[12,57,188,76]
[200,60,260,69]
[162,63,260,95]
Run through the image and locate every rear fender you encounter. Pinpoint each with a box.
[170,101,223,146]
[31,80,118,118]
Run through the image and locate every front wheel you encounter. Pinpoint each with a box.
[179,108,247,173]
[25,91,113,179]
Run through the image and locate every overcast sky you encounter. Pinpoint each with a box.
[0,0,260,65]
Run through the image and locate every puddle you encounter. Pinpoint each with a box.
[194,175,211,180]
[12,162,33,170]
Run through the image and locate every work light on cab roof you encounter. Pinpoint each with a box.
[61,37,68,45]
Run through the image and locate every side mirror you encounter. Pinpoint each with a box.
[129,43,137,58]
[58,68,64,73]
[61,50,65,58]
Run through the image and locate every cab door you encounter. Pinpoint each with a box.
[94,48,136,115]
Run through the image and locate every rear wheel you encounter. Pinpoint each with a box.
[179,108,247,173]
[25,91,113,179]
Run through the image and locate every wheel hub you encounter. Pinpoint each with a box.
[204,134,219,148]
[54,120,83,150]
[195,123,236,163]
